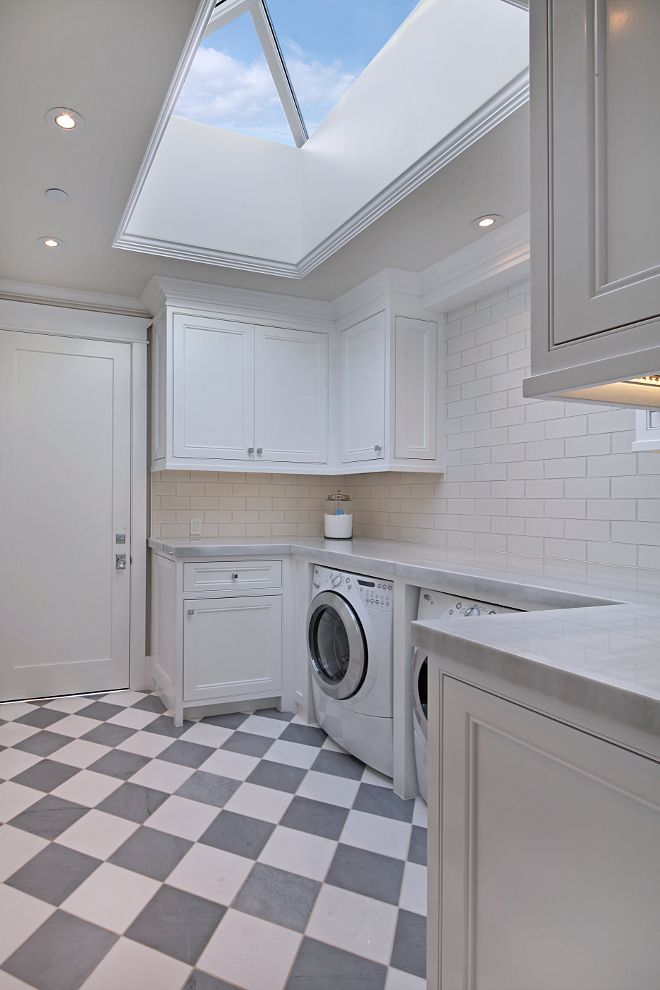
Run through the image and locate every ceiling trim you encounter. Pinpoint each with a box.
[0,278,149,318]
[113,68,530,278]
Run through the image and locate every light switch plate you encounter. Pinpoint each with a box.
[190,518,202,536]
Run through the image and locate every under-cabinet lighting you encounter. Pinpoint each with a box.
[626,376,660,388]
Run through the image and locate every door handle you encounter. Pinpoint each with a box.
[115,554,127,570]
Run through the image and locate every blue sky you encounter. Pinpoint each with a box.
[175,0,419,143]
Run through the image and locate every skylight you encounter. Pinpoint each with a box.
[173,0,419,146]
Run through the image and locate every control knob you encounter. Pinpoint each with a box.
[331,574,342,588]
[464,604,481,616]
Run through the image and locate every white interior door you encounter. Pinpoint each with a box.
[0,330,132,701]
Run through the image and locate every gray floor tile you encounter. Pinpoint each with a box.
[353,784,415,823]
[311,750,365,781]
[183,972,241,990]
[286,937,387,990]
[7,842,101,905]
[83,723,136,747]
[88,749,149,780]
[126,884,225,964]
[390,909,426,978]
[201,712,247,729]
[12,759,80,792]
[143,715,193,738]
[110,825,191,880]
[97,781,169,823]
[16,708,67,729]
[9,794,88,838]
[280,724,326,747]
[200,809,274,859]
[160,739,215,768]
[326,843,404,905]
[254,707,294,722]
[221,731,273,758]
[77,701,123,721]
[1,910,117,990]
[14,730,69,758]
[247,760,307,793]
[280,796,348,840]
[234,862,320,932]
[131,694,167,713]
[176,770,241,808]
[408,824,427,866]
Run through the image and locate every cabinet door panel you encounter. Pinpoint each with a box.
[550,0,660,345]
[395,316,437,459]
[438,678,660,990]
[340,314,386,463]
[173,315,254,460]
[254,326,328,463]
[184,595,282,703]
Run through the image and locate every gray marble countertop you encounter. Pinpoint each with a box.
[148,536,660,757]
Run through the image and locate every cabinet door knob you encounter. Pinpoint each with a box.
[247,447,254,455]
[256,447,263,455]
[232,573,239,580]
[374,444,382,452]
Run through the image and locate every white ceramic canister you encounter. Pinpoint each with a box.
[324,490,353,539]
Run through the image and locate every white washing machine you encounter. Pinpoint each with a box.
[307,565,394,776]
[413,590,519,801]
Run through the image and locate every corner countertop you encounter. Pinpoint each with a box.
[148,536,660,758]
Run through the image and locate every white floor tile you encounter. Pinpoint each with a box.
[0,971,35,989]
[115,730,171,759]
[361,766,393,788]
[399,861,427,916]
[49,714,100,738]
[80,937,190,990]
[179,721,233,748]
[62,862,159,934]
[224,783,293,824]
[198,909,301,990]
[0,702,37,722]
[168,843,252,905]
[107,708,159,730]
[266,739,319,770]
[412,799,427,828]
[296,770,360,809]
[52,770,122,808]
[199,749,260,782]
[0,749,40,780]
[259,825,336,882]
[239,714,288,740]
[0,825,48,881]
[0,723,38,747]
[0,885,54,961]
[385,968,427,990]
[320,735,345,753]
[306,884,398,964]
[98,691,148,707]
[56,809,139,860]
[340,809,412,860]
[0,781,41,822]
[147,795,218,840]
[129,759,194,794]
[53,739,112,769]
[43,696,94,714]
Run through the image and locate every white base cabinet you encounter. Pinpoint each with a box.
[428,675,660,990]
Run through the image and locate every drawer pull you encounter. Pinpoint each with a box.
[232,572,239,580]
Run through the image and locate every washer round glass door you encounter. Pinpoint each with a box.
[413,649,428,739]
[307,591,367,701]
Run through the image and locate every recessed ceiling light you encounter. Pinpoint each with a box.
[45,187,68,202]
[45,107,84,132]
[38,235,63,248]
[473,214,502,230]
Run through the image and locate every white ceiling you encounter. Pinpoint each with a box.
[0,0,530,305]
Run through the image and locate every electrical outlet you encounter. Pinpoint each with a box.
[190,518,202,537]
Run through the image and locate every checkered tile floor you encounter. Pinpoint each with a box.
[0,691,427,990]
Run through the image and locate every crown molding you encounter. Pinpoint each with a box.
[332,268,421,328]
[115,231,300,278]
[420,210,530,312]
[0,278,149,318]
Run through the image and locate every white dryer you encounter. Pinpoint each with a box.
[307,565,394,776]
[413,590,519,801]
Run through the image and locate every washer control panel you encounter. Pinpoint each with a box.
[357,578,393,611]
[311,566,392,611]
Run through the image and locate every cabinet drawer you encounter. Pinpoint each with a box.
[183,559,282,593]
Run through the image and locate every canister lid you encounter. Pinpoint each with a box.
[327,489,350,501]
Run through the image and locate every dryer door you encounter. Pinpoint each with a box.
[412,648,428,739]
[307,591,367,701]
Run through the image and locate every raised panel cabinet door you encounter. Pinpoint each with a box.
[254,326,329,463]
[437,677,660,990]
[340,313,386,463]
[542,0,660,345]
[0,331,131,700]
[394,316,437,460]
[172,314,255,460]
[183,595,282,703]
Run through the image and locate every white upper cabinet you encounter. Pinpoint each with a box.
[173,315,254,461]
[340,314,386,463]
[394,316,437,460]
[255,326,328,463]
[525,0,660,408]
